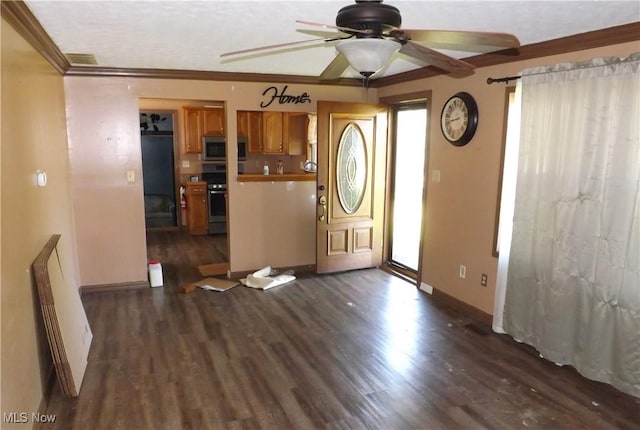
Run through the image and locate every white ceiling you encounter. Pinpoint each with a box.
[24,0,640,79]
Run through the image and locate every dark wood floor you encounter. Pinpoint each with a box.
[145,229,229,286]
[40,232,639,429]
[146,229,229,266]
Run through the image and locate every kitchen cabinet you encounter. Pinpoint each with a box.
[237,111,249,137]
[245,111,263,154]
[202,108,225,136]
[262,111,285,154]
[184,108,202,154]
[186,181,208,235]
[183,107,226,154]
[241,111,308,155]
[285,112,307,156]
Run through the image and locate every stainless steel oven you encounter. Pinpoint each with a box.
[202,164,227,235]
[201,163,243,235]
[207,184,227,234]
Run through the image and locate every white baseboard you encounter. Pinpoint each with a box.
[419,282,433,294]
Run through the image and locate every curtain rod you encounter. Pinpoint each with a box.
[487,54,640,85]
[486,76,521,85]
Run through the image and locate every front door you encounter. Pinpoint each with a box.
[316,101,388,273]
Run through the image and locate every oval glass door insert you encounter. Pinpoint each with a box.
[336,123,367,214]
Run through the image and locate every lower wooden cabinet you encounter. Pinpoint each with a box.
[186,182,208,235]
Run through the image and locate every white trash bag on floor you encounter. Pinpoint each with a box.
[240,266,295,290]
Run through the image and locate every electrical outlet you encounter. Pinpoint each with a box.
[481,273,488,286]
[459,265,466,279]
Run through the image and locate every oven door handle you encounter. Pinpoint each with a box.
[208,190,227,194]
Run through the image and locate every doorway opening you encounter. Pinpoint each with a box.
[139,100,231,280]
[387,102,428,279]
[140,111,178,230]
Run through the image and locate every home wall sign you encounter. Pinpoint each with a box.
[260,85,311,108]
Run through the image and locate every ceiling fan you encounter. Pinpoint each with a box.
[221,0,520,80]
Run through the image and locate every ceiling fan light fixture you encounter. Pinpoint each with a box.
[336,38,401,77]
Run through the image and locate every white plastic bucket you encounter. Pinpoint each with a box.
[148,260,163,287]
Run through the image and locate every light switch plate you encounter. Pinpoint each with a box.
[126,170,135,183]
[36,171,48,187]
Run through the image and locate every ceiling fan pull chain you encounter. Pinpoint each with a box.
[362,74,372,89]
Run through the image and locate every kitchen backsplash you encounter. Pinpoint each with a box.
[242,154,307,174]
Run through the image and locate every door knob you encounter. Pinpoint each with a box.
[318,195,326,222]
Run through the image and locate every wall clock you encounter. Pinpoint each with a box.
[440,92,478,146]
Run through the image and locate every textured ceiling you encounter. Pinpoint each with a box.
[24,0,640,79]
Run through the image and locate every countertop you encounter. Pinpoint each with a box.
[237,172,317,182]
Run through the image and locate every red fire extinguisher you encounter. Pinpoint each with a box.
[180,184,187,209]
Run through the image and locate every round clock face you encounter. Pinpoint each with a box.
[441,92,478,146]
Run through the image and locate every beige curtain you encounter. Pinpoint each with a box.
[499,53,640,397]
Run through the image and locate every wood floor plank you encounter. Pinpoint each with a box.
[38,230,640,429]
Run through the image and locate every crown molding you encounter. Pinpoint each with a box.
[372,22,640,87]
[1,0,70,74]
[64,66,363,87]
[3,1,638,88]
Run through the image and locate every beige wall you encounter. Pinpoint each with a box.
[136,98,317,271]
[65,41,639,296]
[1,18,81,425]
[2,9,636,423]
[64,78,371,285]
[232,180,317,271]
[378,41,640,314]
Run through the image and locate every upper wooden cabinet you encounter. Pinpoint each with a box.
[285,112,307,156]
[237,111,249,137]
[247,111,263,153]
[262,111,285,154]
[183,106,225,154]
[202,108,225,136]
[184,108,203,154]
[239,111,308,156]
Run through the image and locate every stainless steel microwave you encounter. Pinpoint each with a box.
[202,136,247,161]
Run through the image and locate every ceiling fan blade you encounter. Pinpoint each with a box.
[296,20,373,35]
[399,29,520,52]
[296,28,341,39]
[220,37,332,57]
[319,53,350,80]
[400,41,474,73]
